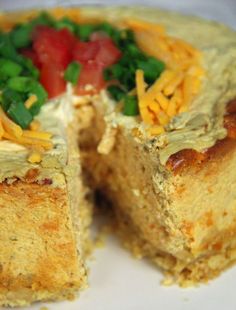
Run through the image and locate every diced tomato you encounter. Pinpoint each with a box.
[72,41,100,64]
[33,26,76,68]
[40,63,66,98]
[31,25,122,98]
[95,38,121,67]
[58,28,77,47]
[76,61,105,95]
[73,38,121,67]
[33,25,76,47]
[20,48,41,69]
[90,31,109,41]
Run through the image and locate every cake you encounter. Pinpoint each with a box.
[0,5,236,306]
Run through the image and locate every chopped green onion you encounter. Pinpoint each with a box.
[54,17,77,33]
[76,24,96,41]
[7,77,47,116]
[31,12,55,27]
[121,29,135,42]
[127,44,144,58]
[19,56,39,79]
[10,23,33,48]
[64,61,82,85]
[7,76,32,92]
[96,22,120,40]
[0,33,18,60]
[123,96,139,116]
[0,58,22,79]
[0,34,39,79]
[104,64,124,81]
[1,88,24,112]
[121,70,136,91]
[28,81,48,116]
[137,57,165,83]
[107,85,126,101]
[7,101,33,129]
[117,29,135,49]
[0,80,6,90]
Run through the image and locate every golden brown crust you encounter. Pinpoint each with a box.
[0,181,86,306]
[166,99,236,174]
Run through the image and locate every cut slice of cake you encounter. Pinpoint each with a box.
[0,91,91,306]
[0,10,95,306]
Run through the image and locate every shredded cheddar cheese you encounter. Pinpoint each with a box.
[3,131,53,150]
[29,120,41,131]
[126,19,165,35]
[148,125,165,136]
[0,120,4,139]
[0,106,53,152]
[23,130,52,140]
[0,106,23,138]
[27,151,42,163]
[130,19,205,135]
[25,94,38,109]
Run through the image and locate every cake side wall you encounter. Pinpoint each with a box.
[66,116,93,259]
[78,104,192,271]
[0,180,87,307]
[168,139,236,271]
[0,112,89,307]
[79,101,236,284]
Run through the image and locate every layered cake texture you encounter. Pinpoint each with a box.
[0,90,92,306]
[78,7,236,285]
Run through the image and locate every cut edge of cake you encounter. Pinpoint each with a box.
[0,96,92,307]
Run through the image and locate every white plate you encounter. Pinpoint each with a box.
[1,1,236,309]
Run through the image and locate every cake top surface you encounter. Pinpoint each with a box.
[0,6,235,174]
[84,6,236,164]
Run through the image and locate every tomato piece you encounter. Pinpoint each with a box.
[20,48,41,69]
[73,38,121,67]
[90,31,109,41]
[33,25,76,47]
[58,28,77,47]
[33,26,76,68]
[95,38,121,67]
[40,63,66,98]
[72,41,100,64]
[76,61,105,95]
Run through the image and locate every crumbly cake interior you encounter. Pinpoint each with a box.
[74,6,236,286]
[0,116,91,307]
[78,99,236,286]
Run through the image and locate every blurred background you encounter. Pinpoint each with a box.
[1,0,236,29]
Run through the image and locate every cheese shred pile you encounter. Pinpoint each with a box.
[0,96,53,163]
[127,19,205,135]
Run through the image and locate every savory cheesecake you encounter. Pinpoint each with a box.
[0,5,236,306]
[0,10,92,304]
[78,7,236,286]
[0,88,92,305]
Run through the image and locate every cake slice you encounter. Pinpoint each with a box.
[0,10,96,306]
[0,91,91,306]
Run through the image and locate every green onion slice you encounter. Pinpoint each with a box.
[7,101,33,129]
[123,95,139,116]
[64,61,82,85]
[0,58,22,79]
